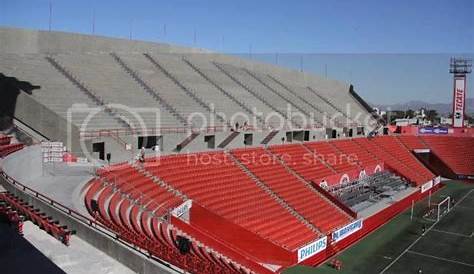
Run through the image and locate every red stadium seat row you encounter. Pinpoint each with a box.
[397,135,428,150]
[373,136,434,183]
[269,144,336,182]
[232,147,351,234]
[84,174,246,273]
[0,143,24,158]
[421,136,474,175]
[144,151,319,250]
[0,135,12,146]
[330,139,380,167]
[304,141,359,174]
[83,135,472,272]
[353,137,432,185]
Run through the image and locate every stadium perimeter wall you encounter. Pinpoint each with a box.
[299,183,443,267]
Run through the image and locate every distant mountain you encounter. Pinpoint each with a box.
[373,98,474,115]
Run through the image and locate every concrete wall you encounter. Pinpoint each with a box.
[0,27,207,55]
[0,176,178,274]
[13,91,83,155]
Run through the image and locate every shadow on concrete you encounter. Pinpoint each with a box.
[0,73,40,144]
[0,217,65,274]
[0,73,39,129]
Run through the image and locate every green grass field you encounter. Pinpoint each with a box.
[284,181,474,274]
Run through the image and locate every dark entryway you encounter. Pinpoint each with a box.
[92,142,105,160]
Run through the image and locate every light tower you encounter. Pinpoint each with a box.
[449,58,472,128]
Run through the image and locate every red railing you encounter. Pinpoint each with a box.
[311,181,358,219]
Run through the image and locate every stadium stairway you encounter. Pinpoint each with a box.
[1,54,124,130]
[175,132,200,152]
[242,68,321,127]
[143,53,228,126]
[110,52,189,127]
[143,152,319,251]
[268,143,336,183]
[80,135,474,272]
[261,130,279,145]
[55,53,183,129]
[214,62,300,128]
[218,131,240,148]
[86,166,255,273]
[232,147,352,234]
[304,141,359,174]
[45,55,133,129]
[85,182,244,273]
[306,86,356,127]
[182,57,266,127]
[263,74,340,127]
[226,150,322,234]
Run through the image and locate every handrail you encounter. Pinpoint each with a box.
[78,122,328,139]
[310,180,358,219]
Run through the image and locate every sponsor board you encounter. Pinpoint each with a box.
[418,127,449,135]
[172,200,193,218]
[297,236,327,263]
[453,77,466,128]
[421,180,433,193]
[332,219,363,243]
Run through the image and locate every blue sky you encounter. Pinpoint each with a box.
[1,0,473,104]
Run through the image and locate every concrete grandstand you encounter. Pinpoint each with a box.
[0,27,377,162]
[1,27,473,274]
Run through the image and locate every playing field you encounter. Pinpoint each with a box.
[284,181,474,274]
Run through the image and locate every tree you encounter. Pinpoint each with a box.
[405,109,415,118]
[425,109,439,123]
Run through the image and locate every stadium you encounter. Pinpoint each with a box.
[0,11,473,274]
